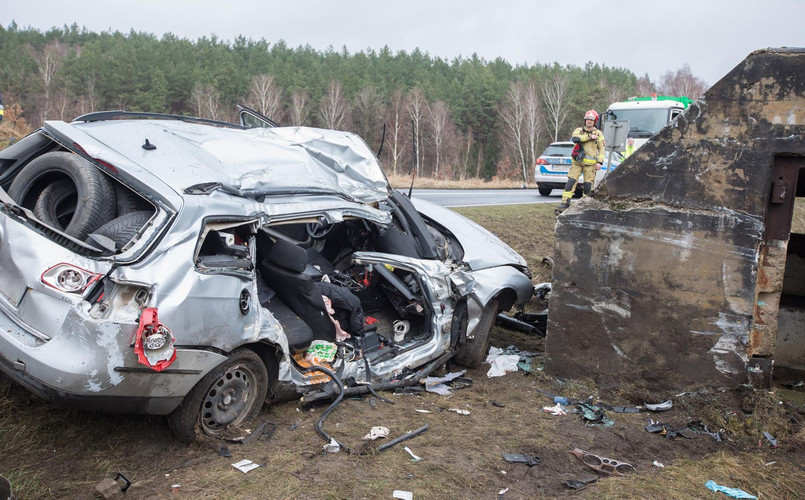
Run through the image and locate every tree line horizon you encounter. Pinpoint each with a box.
[0,22,708,183]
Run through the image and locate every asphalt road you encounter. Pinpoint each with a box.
[409,188,558,207]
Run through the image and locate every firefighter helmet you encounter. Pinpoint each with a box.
[584,110,599,122]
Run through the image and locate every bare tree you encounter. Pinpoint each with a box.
[33,41,65,124]
[541,73,571,142]
[407,87,426,177]
[426,101,451,178]
[319,80,349,130]
[657,64,708,98]
[289,89,310,126]
[524,81,544,169]
[192,83,221,120]
[605,81,625,106]
[386,89,407,175]
[352,86,385,149]
[500,81,529,184]
[457,127,473,180]
[247,74,284,122]
[635,75,655,96]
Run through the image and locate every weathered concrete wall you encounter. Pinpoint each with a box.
[545,48,805,390]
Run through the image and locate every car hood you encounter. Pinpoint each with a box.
[411,198,527,270]
[54,120,390,203]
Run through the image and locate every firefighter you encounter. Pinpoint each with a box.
[621,136,636,159]
[556,110,605,213]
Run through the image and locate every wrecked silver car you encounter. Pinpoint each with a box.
[0,110,533,441]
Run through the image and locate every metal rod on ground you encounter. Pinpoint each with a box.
[376,424,430,452]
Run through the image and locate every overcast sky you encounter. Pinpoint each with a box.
[6,0,804,86]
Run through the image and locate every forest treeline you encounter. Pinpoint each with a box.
[0,22,708,182]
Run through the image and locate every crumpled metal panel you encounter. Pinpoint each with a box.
[546,48,805,389]
[65,121,389,202]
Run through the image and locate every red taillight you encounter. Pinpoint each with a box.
[536,158,549,165]
[134,307,176,372]
[41,263,102,294]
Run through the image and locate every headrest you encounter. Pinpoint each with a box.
[265,238,307,273]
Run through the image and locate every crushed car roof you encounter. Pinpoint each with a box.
[46,120,390,202]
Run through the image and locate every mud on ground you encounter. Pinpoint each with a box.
[1,326,805,499]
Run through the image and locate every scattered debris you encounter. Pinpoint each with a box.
[644,399,673,411]
[553,396,569,405]
[542,403,568,416]
[645,419,691,439]
[704,480,757,499]
[765,461,776,466]
[363,426,390,440]
[218,446,232,458]
[569,448,636,476]
[289,422,299,431]
[94,473,131,499]
[497,487,509,498]
[392,490,414,500]
[782,380,804,388]
[578,403,613,426]
[323,439,341,453]
[231,459,261,474]
[563,477,598,490]
[377,425,430,452]
[486,347,520,377]
[502,453,540,466]
[448,408,470,415]
[424,370,467,396]
[488,400,505,408]
[415,409,432,414]
[687,421,723,442]
[653,461,665,468]
[403,446,422,462]
[763,431,778,447]
[241,421,276,444]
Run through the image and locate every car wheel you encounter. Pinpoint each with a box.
[114,183,151,216]
[167,348,269,443]
[537,186,553,197]
[11,151,116,240]
[85,210,153,251]
[454,299,498,369]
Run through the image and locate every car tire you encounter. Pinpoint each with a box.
[86,210,153,251]
[33,179,77,231]
[11,151,116,240]
[167,348,268,443]
[454,299,498,369]
[537,186,553,197]
[114,183,151,216]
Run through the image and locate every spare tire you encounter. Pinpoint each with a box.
[10,151,116,240]
[86,210,153,251]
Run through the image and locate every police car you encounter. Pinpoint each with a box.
[534,141,620,196]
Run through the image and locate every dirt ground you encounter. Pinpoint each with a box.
[2,324,805,499]
[2,205,805,498]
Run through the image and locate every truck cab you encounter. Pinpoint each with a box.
[604,95,692,148]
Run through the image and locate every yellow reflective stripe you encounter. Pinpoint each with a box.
[562,191,573,199]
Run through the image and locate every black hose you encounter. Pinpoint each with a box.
[298,363,346,450]
[376,424,429,452]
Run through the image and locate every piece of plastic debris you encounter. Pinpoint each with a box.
[392,490,414,500]
[415,409,432,413]
[704,480,757,499]
[488,400,505,408]
[231,459,261,474]
[686,421,723,442]
[644,399,673,411]
[219,446,231,458]
[578,403,614,425]
[569,448,635,476]
[542,403,568,416]
[323,438,341,453]
[498,487,509,498]
[653,461,664,468]
[424,370,467,396]
[763,431,778,447]
[448,408,470,415]
[485,347,520,377]
[563,477,598,490]
[502,453,540,466]
[289,422,299,431]
[171,484,181,488]
[363,426,390,440]
[765,461,776,466]
[553,396,569,405]
[403,446,422,462]
[645,419,691,439]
